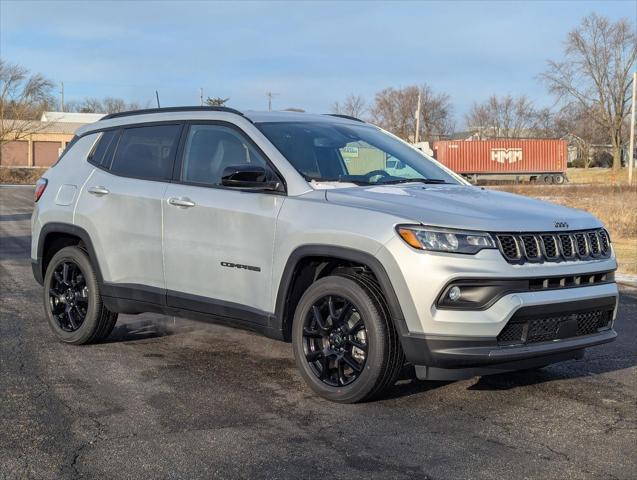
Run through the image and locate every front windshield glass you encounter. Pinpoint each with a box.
[256,121,461,185]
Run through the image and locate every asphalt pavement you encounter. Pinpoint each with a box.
[1,185,635,480]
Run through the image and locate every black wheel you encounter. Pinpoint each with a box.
[44,246,117,344]
[553,174,565,184]
[292,275,404,403]
[542,174,554,184]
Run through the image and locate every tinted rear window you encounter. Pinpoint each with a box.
[109,124,181,181]
[87,130,118,166]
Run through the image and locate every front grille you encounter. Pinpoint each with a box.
[495,229,611,264]
[497,307,613,346]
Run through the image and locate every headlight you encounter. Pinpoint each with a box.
[396,225,496,254]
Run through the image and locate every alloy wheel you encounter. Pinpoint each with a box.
[48,260,89,332]
[302,295,368,387]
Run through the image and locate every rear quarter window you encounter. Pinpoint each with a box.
[108,124,182,181]
[87,130,119,167]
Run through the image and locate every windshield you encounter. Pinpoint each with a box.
[256,121,461,186]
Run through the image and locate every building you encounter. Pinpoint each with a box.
[0,112,104,168]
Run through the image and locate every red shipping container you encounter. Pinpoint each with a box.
[432,139,567,175]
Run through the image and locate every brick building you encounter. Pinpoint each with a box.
[0,112,103,168]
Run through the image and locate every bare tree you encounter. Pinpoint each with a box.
[205,96,229,107]
[465,94,544,138]
[331,94,367,118]
[0,59,55,149]
[66,97,146,114]
[369,85,453,142]
[541,13,637,170]
[554,103,609,168]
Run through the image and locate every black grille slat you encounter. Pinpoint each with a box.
[598,230,610,255]
[521,235,540,260]
[497,235,520,261]
[588,231,601,256]
[497,308,613,346]
[559,234,574,258]
[574,233,588,257]
[495,229,610,264]
[541,234,558,259]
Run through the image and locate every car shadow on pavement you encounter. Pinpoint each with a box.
[466,355,637,390]
[103,316,195,343]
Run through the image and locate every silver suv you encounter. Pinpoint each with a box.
[31,107,618,403]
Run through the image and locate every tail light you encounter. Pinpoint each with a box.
[34,178,48,202]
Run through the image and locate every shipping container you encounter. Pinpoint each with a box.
[432,139,568,183]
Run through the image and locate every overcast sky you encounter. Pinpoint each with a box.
[1,0,634,126]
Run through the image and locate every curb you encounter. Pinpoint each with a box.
[0,184,36,187]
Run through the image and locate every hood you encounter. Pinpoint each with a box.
[325,184,601,232]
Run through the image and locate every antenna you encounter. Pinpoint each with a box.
[155,90,161,108]
[266,91,280,111]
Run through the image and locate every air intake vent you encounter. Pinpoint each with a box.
[495,229,611,264]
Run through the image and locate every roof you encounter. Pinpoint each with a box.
[41,111,105,123]
[243,110,363,123]
[75,107,367,137]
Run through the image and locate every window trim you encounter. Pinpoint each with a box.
[171,120,287,195]
[91,121,185,183]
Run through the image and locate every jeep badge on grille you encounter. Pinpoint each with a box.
[554,221,569,229]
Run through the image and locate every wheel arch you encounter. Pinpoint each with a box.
[274,245,407,341]
[35,223,103,286]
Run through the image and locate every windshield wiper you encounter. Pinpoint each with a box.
[380,178,450,185]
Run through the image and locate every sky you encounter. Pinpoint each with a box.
[1,0,635,127]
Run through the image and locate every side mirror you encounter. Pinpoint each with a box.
[221,165,281,191]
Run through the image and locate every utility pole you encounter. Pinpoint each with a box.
[629,71,636,186]
[200,87,204,107]
[266,91,279,111]
[59,82,65,112]
[414,90,421,144]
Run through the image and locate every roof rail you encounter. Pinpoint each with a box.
[101,106,244,121]
[324,113,365,123]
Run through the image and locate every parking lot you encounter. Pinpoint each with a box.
[1,185,636,480]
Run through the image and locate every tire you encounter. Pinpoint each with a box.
[43,246,118,345]
[542,174,554,184]
[553,174,565,185]
[292,275,404,403]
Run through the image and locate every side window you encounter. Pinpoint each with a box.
[180,124,271,186]
[109,124,181,181]
[87,130,117,166]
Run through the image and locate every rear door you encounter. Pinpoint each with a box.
[162,122,285,322]
[74,123,183,301]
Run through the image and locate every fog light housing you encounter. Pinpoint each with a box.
[448,286,462,302]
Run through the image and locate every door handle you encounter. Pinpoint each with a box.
[168,197,196,208]
[87,186,110,196]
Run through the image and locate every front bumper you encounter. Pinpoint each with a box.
[401,295,617,379]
